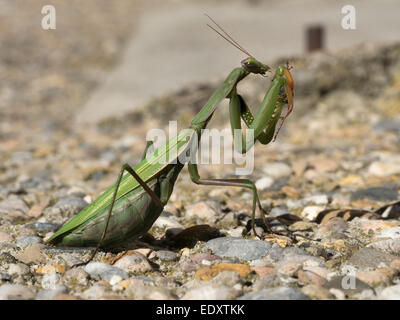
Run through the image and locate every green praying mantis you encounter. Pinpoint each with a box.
[46,16,295,265]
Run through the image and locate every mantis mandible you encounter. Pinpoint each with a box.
[46,16,295,266]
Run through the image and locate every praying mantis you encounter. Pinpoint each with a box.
[45,16,294,265]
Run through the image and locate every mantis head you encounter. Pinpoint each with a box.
[241,57,270,75]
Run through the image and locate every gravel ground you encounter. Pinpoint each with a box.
[1,2,400,301]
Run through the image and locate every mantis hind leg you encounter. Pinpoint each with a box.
[188,162,269,238]
[74,161,163,267]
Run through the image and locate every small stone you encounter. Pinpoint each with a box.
[210,271,241,287]
[118,278,146,289]
[84,262,128,283]
[0,196,29,216]
[36,285,67,300]
[278,262,301,277]
[14,244,47,264]
[41,273,63,290]
[351,187,398,202]
[251,266,277,277]
[182,284,239,300]
[238,287,309,300]
[262,162,292,178]
[51,196,88,215]
[255,177,274,190]
[390,259,400,271]
[153,216,183,229]
[298,270,327,286]
[379,284,400,299]
[281,186,301,198]
[113,253,152,274]
[0,231,12,243]
[36,265,65,274]
[302,284,333,300]
[301,206,326,221]
[195,263,252,281]
[64,268,89,285]
[186,201,218,219]
[347,248,398,269]
[356,271,391,287]
[16,235,42,248]
[181,261,198,273]
[206,237,272,261]
[0,284,36,300]
[357,219,398,235]
[368,161,400,177]
[126,286,175,300]
[308,157,339,173]
[191,253,221,264]
[288,221,316,232]
[8,263,30,276]
[156,250,178,262]
[81,284,112,300]
[368,238,400,254]
[315,217,348,239]
[375,227,400,239]
[26,222,61,233]
[302,195,329,206]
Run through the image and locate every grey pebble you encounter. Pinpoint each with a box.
[84,262,128,283]
[52,196,88,215]
[26,222,61,233]
[379,284,400,300]
[16,235,42,248]
[347,247,398,269]
[0,196,29,215]
[0,284,36,300]
[373,120,400,133]
[206,237,272,261]
[35,285,67,300]
[156,250,178,262]
[238,287,310,300]
[350,187,398,202]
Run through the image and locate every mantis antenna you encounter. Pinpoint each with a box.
[205,13,254,57]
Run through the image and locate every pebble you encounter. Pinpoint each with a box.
[301,284,333,300]
[182,284,240,300]
[302,194,329,206]
[51,196,88,215]
[350,187,398,202]
[126,286,175,300]
[84,262,128,284]
[375,226,400,239]
[8,263,30,276]
[205,237,272,261]
[315,217,348,239]
[63,267,89,285]
[195,263,251,281]
[36,286,67,300]
[16,235,42,248]
[379,284,400,299]
[26,222,61,233]
[185,201,219,219]
[0,231,12,243]
[347,248,398,270]
[81,284,112,300]
[0,196,29,216]
[14,244,47,264]
[368,238,400,255]
[368,161,400,177]
[41,273,63,290]
[262,162,292,178]
[156,250,178,262]
[301,206,326,221]
[0,284,36,300]
[255,177,274,190]
[190,253,221,265]
[356,270,391,287]
[153,216,183,229]
[113,253,153,274]
[238,287,309,300]
[36,265,65,274]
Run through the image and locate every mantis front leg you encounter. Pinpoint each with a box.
[229,66,293,153]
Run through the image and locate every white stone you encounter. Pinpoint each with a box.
[255,177,274,190]
[262,162,292,178]
[300,206,325,221]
